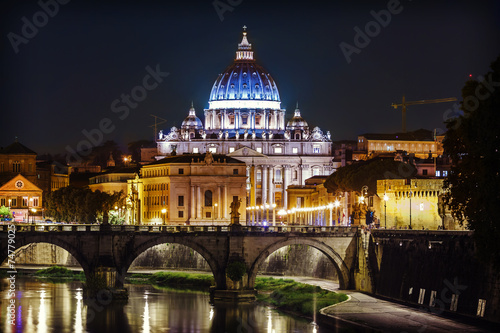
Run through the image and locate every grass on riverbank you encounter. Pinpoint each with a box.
[34,266,85,281]
[255,277,348,316]
[127,272,214,289]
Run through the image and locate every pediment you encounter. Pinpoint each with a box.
[228,147,267,158]
[0,174,42,192]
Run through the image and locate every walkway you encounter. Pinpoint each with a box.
[281,276,496,333]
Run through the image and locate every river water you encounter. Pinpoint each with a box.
[0,278,335,333]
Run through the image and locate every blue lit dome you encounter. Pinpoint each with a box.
[181,104,203,129]
[208,29,281,109]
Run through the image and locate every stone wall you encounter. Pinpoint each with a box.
[7,243,79,266]
[371,231,500,323]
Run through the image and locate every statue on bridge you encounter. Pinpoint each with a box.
[230,198,242,226]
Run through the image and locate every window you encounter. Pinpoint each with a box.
[193,147,199,153]
[435,171,441,177]
[295,133,300,140]
[229,147,235,153]
[179,168,184,175]
[28,163,33,172]
[209,147,217,153]
[242,116,248,125]
[22,197,28,206]
[206,212,211,218]
[204,190,213,207]
[256,116,261,125]
[275,169,282,182]
[13,161,20,173]
[33,197,39,207]
[257,170,262,182]
[293,170,298,180]
[178,211,184,218]
[233,169,238,175]
[256,147,262,153]
[313,145,320,154]
[11,198,17,207]
[274,147,282,154]
[443,171,448,177]
[178,195,184,206]
[292,147,298,154]
[0,198,5,206]
[230,116,235,125]
[423,169,428,175]
[312,168,320,176]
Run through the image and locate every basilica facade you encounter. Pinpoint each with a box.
[156,29,337,209]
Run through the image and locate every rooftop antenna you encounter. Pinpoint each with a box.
[150,114,167,140]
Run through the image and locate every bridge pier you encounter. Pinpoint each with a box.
[84,266,128,300]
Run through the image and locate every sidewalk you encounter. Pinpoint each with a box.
[283,277,495,333]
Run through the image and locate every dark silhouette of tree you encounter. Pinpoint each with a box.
[443,55,500,266]
[324,158,416,195]
[128,140,155,163]
[45,186,123,223]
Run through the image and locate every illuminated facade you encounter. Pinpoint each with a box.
[127,153,247,225]
[377,178,462,230]
[157,29,336,209]
[357,129,444,159]
[0,174,42,222]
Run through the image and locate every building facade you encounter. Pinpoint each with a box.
[156,29,336,210]
[127,153,247,225]
[0,174,43,222]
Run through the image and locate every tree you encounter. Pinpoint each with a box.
[45,186,123,223]
[443,55,500,266]
[324,158,417,195]
[0,206,13,220]
[128,140,155,163]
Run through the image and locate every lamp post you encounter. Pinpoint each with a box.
[265,204,270,225]
[31,208,37,223]
[260,205,264,225]
[161,208,167,225]
[383,194,389,229]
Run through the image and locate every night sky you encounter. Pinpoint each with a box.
[1,0,499,156]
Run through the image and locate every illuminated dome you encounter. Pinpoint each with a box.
[181,103,203,129]
[208,27,281,109]
[286,104,309,129]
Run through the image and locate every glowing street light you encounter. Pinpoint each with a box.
[383,193,389,229]
[161,208,167,225]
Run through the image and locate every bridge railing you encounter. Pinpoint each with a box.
[0,223,359,234]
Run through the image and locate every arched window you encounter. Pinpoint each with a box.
[204,190,213,207]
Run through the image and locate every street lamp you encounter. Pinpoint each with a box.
[213,203,218,224]
[31,208,37,223]
[277,209,287,225]
[161,208,167,225]
[383,193,389,229]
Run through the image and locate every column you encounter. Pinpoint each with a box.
[212,110,216,129]
[273,111,277,130]
[223,185,228,219]
[191,186,195,220]
[283,165,289,209]
[268,166,273,205]
[217,186,222,219]
[197,186,201,220]
[264,110,269,129]
[251,165,256,206]
[262,165,268,205]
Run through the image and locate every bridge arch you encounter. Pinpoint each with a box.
[0,235,90,277]
[120,236,225,289]
[248,238,351,290]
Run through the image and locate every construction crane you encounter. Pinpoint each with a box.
[150,114,167,140]
[391,96,457,133]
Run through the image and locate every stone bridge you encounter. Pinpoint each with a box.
[0,224,362,300]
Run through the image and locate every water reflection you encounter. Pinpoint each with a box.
[0,278,328,332]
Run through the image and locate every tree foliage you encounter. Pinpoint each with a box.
[0,206,13,220]
[443,55,500,266]
[45,186,123,223]
[324,158,417,195]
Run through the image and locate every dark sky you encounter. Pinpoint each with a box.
[1,0,499,156]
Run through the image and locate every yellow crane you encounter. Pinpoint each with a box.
[391,96,457,133]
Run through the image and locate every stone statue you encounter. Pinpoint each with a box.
[204,151,214,165]
[251,130,256,140]
[230,198,242,225]
[218,130,223,139]
[269,131,273,140]
[158,130,163,140]
[262,131,266,140]
[235,131,240,140]
[200,130,206,140]
[284,130,290,140]
[224,131,229,140]
[326,131,331,141]
[243,129,248,140]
